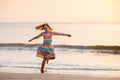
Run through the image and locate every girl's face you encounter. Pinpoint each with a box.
[43,26,49,32]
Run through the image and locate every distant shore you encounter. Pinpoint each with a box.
[0,43,120,50]
[0,72,120,80]
[0,43,120,54]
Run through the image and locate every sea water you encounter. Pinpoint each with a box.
[0,44,120,77]
[0,22,120,77]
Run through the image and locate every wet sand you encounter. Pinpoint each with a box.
[0,72,120,80]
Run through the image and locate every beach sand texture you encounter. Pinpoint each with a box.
[0,72,120,80]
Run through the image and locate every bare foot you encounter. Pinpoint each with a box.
[40,70,47,73]
[41,70,44,73]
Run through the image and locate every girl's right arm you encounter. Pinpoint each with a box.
[28,32,43,42]
[53,32,71,37]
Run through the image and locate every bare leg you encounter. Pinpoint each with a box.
[47,57,55,64]
[41,58,47,73]
[47,59,49,64]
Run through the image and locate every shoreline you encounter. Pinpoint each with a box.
[1,43,120,49]
[0,72,120,80]
[1,67,120,77]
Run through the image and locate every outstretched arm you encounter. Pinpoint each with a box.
[28,32,43,42]
[53,32,71,37]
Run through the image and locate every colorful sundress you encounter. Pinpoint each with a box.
[36,32,55,59]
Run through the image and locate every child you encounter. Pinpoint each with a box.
[28,23,71,73]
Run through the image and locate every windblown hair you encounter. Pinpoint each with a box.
[35,23,53,32]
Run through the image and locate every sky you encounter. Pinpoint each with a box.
[0,0,120,22]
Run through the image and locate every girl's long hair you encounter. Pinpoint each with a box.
[35,23,53,32]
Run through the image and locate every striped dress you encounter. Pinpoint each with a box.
[36,32,55,59]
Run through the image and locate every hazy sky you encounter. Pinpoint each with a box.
[0,0,120,22]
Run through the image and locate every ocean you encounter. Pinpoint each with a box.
[0,22,120,76]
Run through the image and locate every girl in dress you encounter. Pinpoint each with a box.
[28,23,71,73]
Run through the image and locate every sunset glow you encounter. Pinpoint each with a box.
[0,0,120,22]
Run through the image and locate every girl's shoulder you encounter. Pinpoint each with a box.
[38,32,44,36]
[50,32,55,35]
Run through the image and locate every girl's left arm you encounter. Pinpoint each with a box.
[28,32,43,42]
[53,32,71,37]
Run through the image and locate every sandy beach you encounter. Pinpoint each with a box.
[0,72,120,80]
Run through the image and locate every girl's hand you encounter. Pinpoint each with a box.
[28,39,32,42]
[67,34,71,37]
